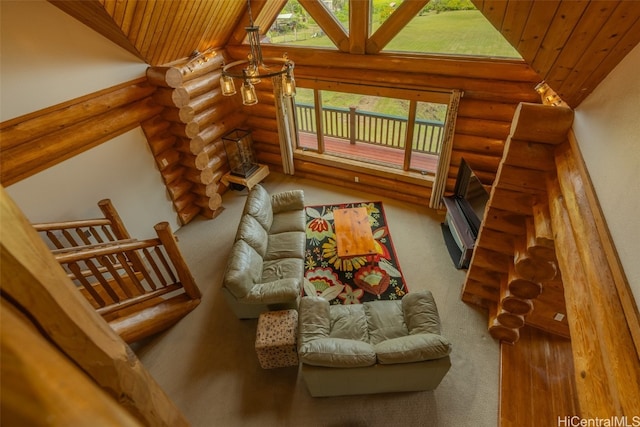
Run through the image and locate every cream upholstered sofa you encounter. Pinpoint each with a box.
[222,185,305,319]
[298,291,452,396]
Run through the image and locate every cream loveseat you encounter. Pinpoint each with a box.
[222,185,305,319]
[298,291,452,396]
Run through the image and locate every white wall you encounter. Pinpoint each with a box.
[574,43,640,305]
[1,1,180,238]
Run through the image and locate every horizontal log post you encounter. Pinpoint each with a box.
[191,182,220,198]
[146,52,224,88]
[175,137,205,156]
[184,167,215,185]
[183,71,222,99]
[193,102,236,131]
[190,113,246,148]
[141,115,171,139]
[194,194,222,212]
[195,141,225,170]
[153,87,189,108]
[514,238,557,282]
[531,200,556,259]
[162,166,186,185]
[507,263,542,299]
[525,215,556,262]
[188,88,223,114]
[1,98,162,186]
[161,106,195,124]
[176,204,201,225]
[147,133,177,156]
[509,103,574,144]
[488,302,520,343]
[166,179,192,200]
[172,121,199,140]
[502,137,557,172]
[156,149,181,171]
[1,80,154,150]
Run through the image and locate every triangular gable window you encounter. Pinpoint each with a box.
[264,0,341,49]
[383,4,521,58]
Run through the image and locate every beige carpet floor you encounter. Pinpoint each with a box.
[134,172,499,427]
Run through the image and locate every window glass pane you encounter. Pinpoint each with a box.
[383,6,521,58]
[264,0,338,49]
[409,101,448,173]
[371,0,405,34]
[319,91,409,169]
[295,88,318,151]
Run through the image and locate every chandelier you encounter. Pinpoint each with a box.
[220,0,296,106]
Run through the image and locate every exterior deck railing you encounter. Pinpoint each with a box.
[295,103,444,154]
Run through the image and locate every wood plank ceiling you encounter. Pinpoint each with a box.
[49,0,640,108]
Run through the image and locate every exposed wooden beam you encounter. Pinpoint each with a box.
[0,185,188,426]
[349,0,370,54]
[1,298,143,426]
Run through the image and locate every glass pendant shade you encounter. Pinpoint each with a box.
[246,62,261,84]
[283,72,296,97]
[241,81,258,105]
[220,74,236,96]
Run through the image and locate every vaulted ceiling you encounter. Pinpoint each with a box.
[49,0,640,108]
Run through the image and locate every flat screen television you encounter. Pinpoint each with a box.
[451,158,490,239]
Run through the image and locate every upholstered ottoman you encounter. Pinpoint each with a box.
[255,309,299,369]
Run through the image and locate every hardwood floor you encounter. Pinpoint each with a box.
[298,132,439,173]
[499,326,579,426]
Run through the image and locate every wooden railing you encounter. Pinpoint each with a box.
[32,199,201,343]
[295,103,444,154]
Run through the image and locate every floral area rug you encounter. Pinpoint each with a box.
[304,201,409,305]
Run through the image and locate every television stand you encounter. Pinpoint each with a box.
[442,196,476,269]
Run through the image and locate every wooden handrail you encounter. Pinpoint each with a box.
[53,239,162,263]
[33,218,112,231]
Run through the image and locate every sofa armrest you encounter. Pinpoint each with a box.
[402,290,442,335]
[271,190,305,213]
[298,296,331,344]
[243,278,301,304]
[374,333,452,365]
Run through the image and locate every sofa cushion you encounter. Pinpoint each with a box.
[298,337,377,368]
[243,185,273,231]
[271,189,305,214]
[402,291,442,335]
[223,240,263,299]
[364,300,409,345]
[265,231,305,261]
[236,214,268,257]
[262,257,303,284]
[298,296,331,344]
[270,209,306,234]
[329,304,369,342]
[243,278,301,304]
[374,333,452,365]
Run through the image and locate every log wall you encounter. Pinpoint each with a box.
[144,49,242,224]
[228,45,541,205]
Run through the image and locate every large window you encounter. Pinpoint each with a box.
[295,84,451,174]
